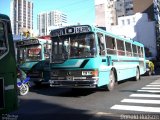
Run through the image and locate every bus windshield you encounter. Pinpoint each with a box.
[18,45,42,62]
[51,33,97,62]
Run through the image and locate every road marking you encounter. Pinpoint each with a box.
[150,81,160,84]
[130,94,160,98]
[96,112,113,115]
[121,99,160,104]
[141,87,160,89]
[146,85,160,87]
[137,89,160,93]
[111,105,160,113]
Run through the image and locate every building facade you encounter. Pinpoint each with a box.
[10,0,33,35]
[95,0,117,30]
[95,0,160,58]
[111,13,157,57]
[133,0,160,56]
[95,0,134,29]
[95,0,159,28]
[116,0,133,17]
[37,10,67,36]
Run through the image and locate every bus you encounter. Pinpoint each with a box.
[15,38,51,86]
[49,25,146,91]
[0,14,18,114]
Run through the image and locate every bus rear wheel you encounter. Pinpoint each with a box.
[107,70,115,91]
[135,68,140,81]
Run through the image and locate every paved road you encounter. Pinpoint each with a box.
[9,74,160,120]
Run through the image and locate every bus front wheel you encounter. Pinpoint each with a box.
[107,70,115,91]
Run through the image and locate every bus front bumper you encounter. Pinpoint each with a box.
[49,79,98,88]
[30,78,49,84]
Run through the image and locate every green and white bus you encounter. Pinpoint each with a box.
[49,25,146,90]
[16,38,51,85]
[0,14,18,114]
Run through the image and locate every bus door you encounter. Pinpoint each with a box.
[0,21,8,110]
[0,16,17,113]
[0,77,4,109]
[97,33,112,66]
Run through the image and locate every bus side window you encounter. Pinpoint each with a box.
[141,47,144,57]
[105,35,116,55]
[125,42,132,57]
[137,46,142,57]
[97,33,105,56]
[117,39,125,56]
[0,22,7,56]
[132,44,138,57]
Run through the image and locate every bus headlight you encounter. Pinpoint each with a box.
[82,70,98,76]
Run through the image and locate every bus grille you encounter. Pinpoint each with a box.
[51,70,82,77]
[28,71,43,78]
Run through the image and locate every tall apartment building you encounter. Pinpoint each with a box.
[95,0,117,29]
[95,0,160,57]
[37,10,67,36]
[116,0,133,17]
[95,0,133,29]
[95,0,159,28]
[10,0,33,35]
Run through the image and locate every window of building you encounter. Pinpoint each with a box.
[127,19,130,25]
[133,17,135,23]
[122,20,125,25]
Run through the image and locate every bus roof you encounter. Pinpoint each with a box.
[92,25,144,46]
[0,14,10,21]
[50,24,144,47]
[16,38,51,47]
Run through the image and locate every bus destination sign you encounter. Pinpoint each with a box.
[50,25,91,37]
[16,39,39,47]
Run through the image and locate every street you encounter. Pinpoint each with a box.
[10,73,160,120]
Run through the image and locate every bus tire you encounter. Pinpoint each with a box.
[34,81,42,87]
[147,69,152,76]
[135,67,140,81]
[107,70,115,91]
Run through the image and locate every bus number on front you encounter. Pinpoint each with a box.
[76,26,89,33]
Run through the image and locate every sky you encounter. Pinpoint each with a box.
[0,0,95,33]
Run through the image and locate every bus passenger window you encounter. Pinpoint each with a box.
[105,36,116,55]
[117,39,125,56]
[141,47,144,57]
[132,44,138,57]
[137,46,142,57]
[125,42,132,57]
[97,33,105,56]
